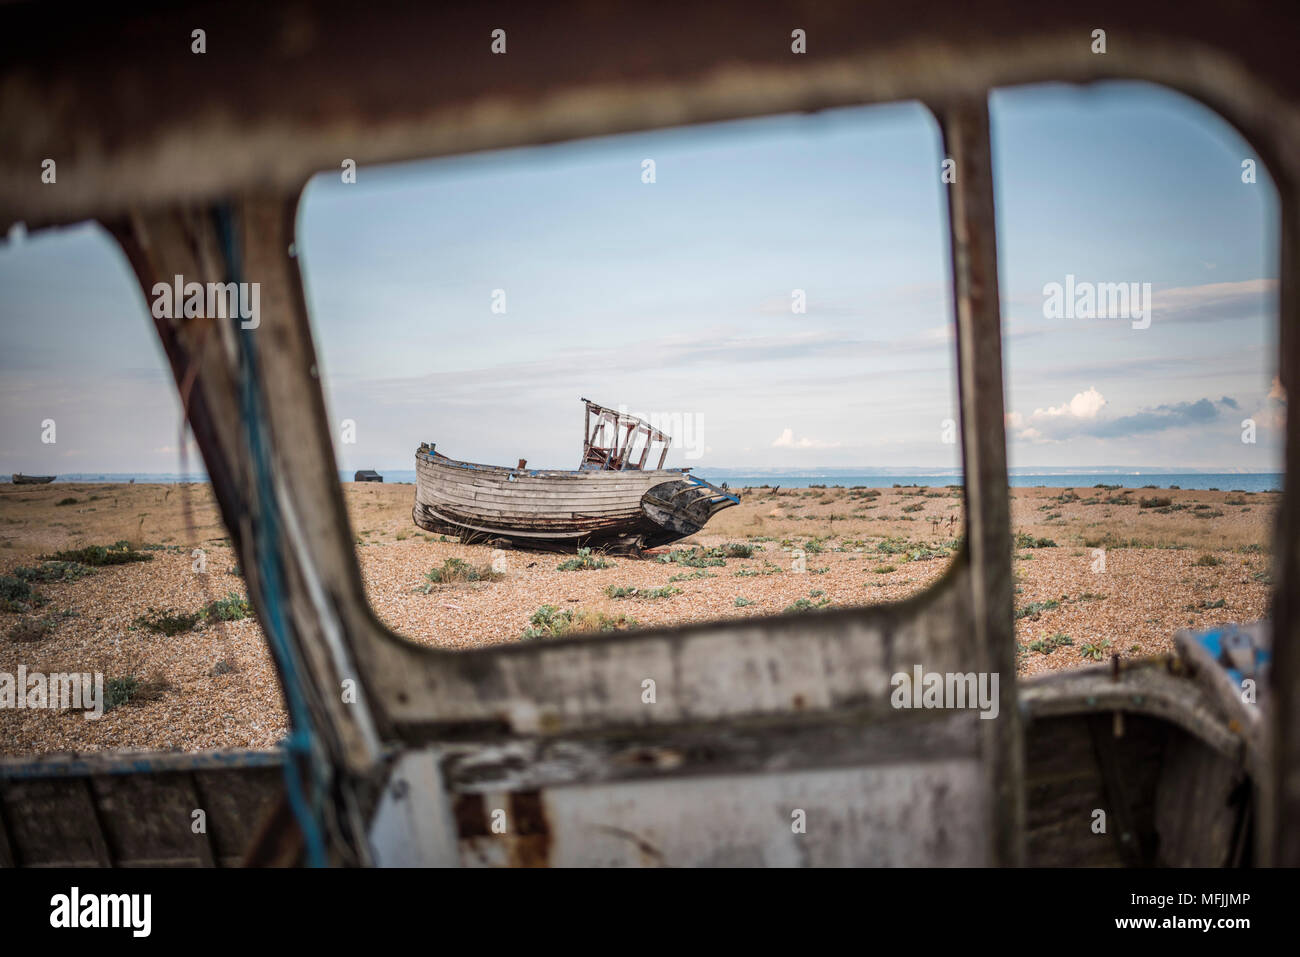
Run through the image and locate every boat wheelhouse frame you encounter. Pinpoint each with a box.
[580,398,671,471]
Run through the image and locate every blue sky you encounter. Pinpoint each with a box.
[0,81,1285,475]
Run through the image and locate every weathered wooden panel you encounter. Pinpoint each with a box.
[193,767,284,867]
[1155,732,1248,867]
[1025,716,1114,865]
[1021,687,1250,867]
[414,454,664,530]
[1,779,112,867]
[457,762,988,867]
[0,753,284,868]
[368,708,989,866]
[440,711,979,792]
[89,773,212,867]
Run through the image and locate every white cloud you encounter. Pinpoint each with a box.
[1033,386,1107,420]
[1008,387,1249,445]
[1008,387,1107,443]
[1154,279,1278,323]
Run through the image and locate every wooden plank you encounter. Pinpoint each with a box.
[1154,730,1244,866]
[419,486,660,509]
[417,504,630,537]
[422,496,641,520]
[422,501,640,521]
[186,772,218,867]
[427,485,647,511]
[419,494,636,520]
[0,779,113,866]
[421,466,668,494]
[420,454,681,483]
[80,779,115,867]
[0,749,283,778]
[937,97,1023,867]
[419,471,681,492]
[436,477,660,496]
[439,708,980,793]
[497,762,989,867]
[193,767,284,867]
[1025,715,1118,866]
[416,505,599,538]
[445,484,658,503]
[1086,714,1150,866]
[1021,662,1245,767]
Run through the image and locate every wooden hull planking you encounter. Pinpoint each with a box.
[412,446,737,552]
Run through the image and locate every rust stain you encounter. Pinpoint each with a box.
[452,792,489,838]
[506,790,552,868]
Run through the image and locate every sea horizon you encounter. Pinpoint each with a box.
[4,469,1286,493]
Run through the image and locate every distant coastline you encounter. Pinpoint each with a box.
[703,471,1285,493]
[3,470,1285,492]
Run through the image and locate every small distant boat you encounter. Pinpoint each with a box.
[413,398,739,554]
[12,474,55,485]
[354,470,384,483]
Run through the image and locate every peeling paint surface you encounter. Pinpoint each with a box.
[460,761,987,867]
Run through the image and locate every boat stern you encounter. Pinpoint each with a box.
[640,474,740,544]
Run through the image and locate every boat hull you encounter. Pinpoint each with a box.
[412,447,736,553]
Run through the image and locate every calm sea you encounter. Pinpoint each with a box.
[10,470,1285,492]
[705,472,1285,492]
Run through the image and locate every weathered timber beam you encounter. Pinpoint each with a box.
[936,96,1024,867]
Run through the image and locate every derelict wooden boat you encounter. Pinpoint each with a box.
[412,399,739,553]
[11,473,55,485]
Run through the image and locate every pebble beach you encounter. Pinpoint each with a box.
[0,480,1278,755]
